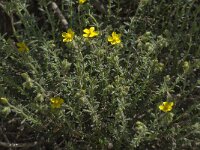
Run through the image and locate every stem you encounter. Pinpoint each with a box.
[108,0,112,20]
[8,103,40,125]
[44,4,55,40]
[88,14,99,29]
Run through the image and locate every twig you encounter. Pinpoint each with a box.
[0,127,9,144]
[51,2,68,29]
[0,141,38,148]
[0,2,5,9]
[0,126,12,150]
[93,0,106,14]
[0,1,16,37]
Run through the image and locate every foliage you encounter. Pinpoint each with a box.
[0,0,199,149]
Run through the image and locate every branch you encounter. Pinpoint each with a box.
[0,141,38,148]
[93,0,106,14]
[0,127,11,150]
[51,2,68,29]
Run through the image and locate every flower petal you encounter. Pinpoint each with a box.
[63,39,67,42]
[108,36,113,42]
[62,32,67,37]
[17,42,23,47]
[83,33,89,37]
[112,32,117,37]
[115,38,120,42]
[89,31,98,37]
[89,27,95,32]
[159,105,164,110]
[169,102,174,107]
[83,29,90,34]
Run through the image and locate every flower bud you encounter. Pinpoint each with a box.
[75,90,86,98]
[21,72,30,80]
[183,61,189,73]
[135,121,147,133]
[108,142,113,149]
[164,75,171,82]
[1,107,11,116]
[0,97,9,105]
[158,62,164,71]
[145,31,151,36]
[35,93,44,102]
[23,81,33,89]
[96,49,105,57]
[61,59,71,72]
[162,112,174,124]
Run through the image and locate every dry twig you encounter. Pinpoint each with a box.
[51,2,68,29]
[0,141,38,148]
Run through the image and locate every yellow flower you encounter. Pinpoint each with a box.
[83,27,99,38]
[62,28,75,42]
[107,32,121,45]
[16,42,29,52]
[50,97,64,108]
[159,102,174,112]
[79,0,87,4]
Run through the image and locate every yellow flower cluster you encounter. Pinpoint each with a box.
[79,0,87,4]
[50,97,64,109]
[83,27,99,38]
[13,1,178,114]
[159,102,174,112]
[62,28,75,42]
[16,42,29,53]
[61,27,122,45]
[108,32,121,45]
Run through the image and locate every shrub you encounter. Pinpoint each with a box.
[0,0,199,149]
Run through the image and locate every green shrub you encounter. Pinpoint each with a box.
[0,0,199,149]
